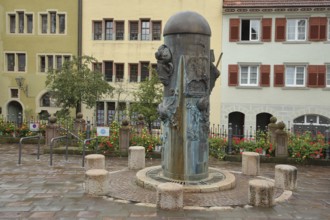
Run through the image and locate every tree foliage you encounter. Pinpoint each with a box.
[130,69,163,133]
[45,56,114,114]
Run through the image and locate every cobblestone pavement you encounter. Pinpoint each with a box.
[0,143,329,219]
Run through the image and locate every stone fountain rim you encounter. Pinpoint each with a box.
[135,165,236,193]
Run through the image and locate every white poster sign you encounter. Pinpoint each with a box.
[29,123,40,131]
[97,127,110,137]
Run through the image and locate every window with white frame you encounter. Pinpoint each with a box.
[104,20,113,40]
[141,20,150,41]
[285,65,306,86]
[241,19,260,41]
[5,52,26,72]
[38,54,71,72]
[287,19,307,41]
[8,11,33,34]
[239,65,259,86]
[327,65,330,87]
[39,11,66,34]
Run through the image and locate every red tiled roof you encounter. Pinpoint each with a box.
[223,0,330,8]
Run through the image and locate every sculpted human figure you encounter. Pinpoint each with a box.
[155,44,173,86]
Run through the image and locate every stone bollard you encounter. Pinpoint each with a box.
[74,112,86,136]
[275,122,288,157]
[242,152,260,176]
[268,116,278,148]
[128,146,145,170]
[156,182,183,210]
[85,154,105,170]
[248,179,275,207]
[85,169,109,195]
[119,119,130,155]
[45,116,59,146]
[275,164,297,190]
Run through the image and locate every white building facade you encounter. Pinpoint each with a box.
[221,0,330,135]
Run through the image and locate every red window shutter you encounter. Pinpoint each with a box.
[308,65,318,87]
[229,19,240,42]
[309,17,327,41]
[260,65,270,87]
[275,18,286,42]
[319,17,327,41]
[317,65,326,88]
[274,65,284,87]
[262,18,272,42]
[228,64,238,86]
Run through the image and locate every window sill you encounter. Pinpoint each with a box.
[237,41,263,45]
[282,87,309,90]
[282,41,311,44]
[236,86,262,89]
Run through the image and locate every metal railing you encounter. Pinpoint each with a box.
[18,134,42,165]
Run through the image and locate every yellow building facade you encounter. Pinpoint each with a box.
[0,0,78,122]
[81,0,222,125]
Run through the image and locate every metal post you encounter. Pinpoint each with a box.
[18,140,22,165]
[228,123,232,154]
[86,120,91,139]
[326,129,330,160]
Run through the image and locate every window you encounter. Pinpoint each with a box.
[6,53,15,71]
[56,56,62,69]
[115,64,124,82]
[152,21,161,40]
[285,66,306,86]
[107,102,115,125]
[140,62,150,81]
[294,114,330,124]
[104,61,113,82]
[58,14,65,34]
[9,14,16,33]
[5,53,26,72]
[230,18,271,42]
[93,21,102,40]
[40,93,57,107]
[50,12,56,33]
[241,19,260,41]
[141,20,150,41]
[40,11,66,34]
[115,21,124,40]
[11,89,19,98]
[105,20,113,40]
[48,55,54,70]
[97,102,105,126]
[27,14,33,33]
[240,65,258,86]
[41,14,47,33]
[93,62,102,73]
[17,54,26,72]
[8,11,33,34]
[327,65,330,87]
[18,12,24,33]
[129,64,138,82]
[38,54,70,72]
[129,21,139,40]
[287,19,307,41]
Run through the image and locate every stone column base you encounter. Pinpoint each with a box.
[275,164,297,190]
[85,154,105,170]
[248,179,275,207]
[85,169,109,195]
[242,152,260,176]
[128,146,145,170]
[156,182,183,210]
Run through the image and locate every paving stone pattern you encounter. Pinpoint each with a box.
[0,143,329,219]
